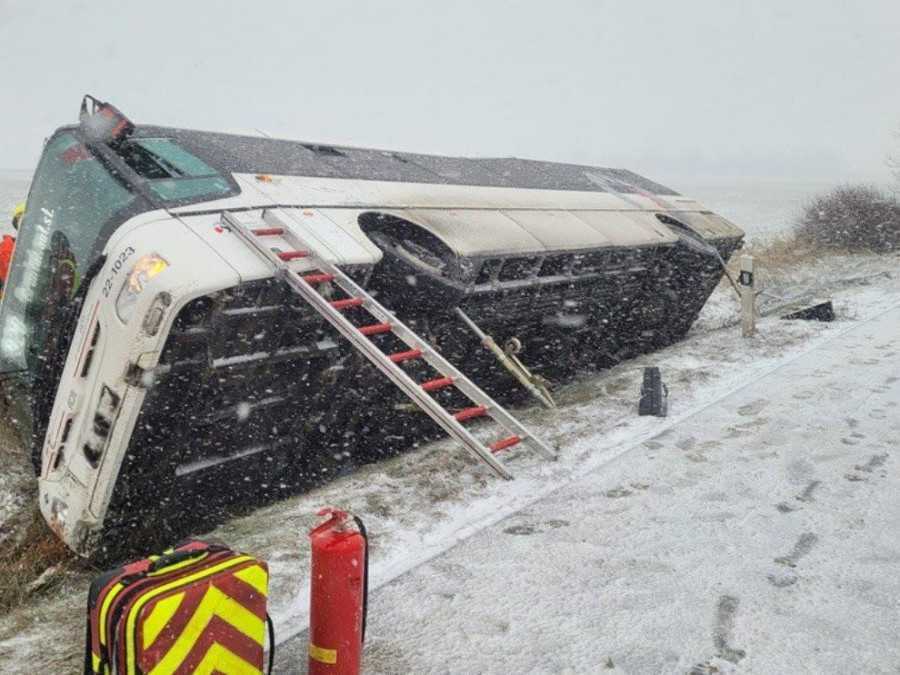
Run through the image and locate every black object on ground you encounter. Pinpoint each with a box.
[639,366,668,417]
[782,300,835,322]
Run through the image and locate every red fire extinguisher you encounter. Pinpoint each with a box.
[308,508,368,675]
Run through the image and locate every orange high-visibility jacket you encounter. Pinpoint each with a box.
[0,235,16,286]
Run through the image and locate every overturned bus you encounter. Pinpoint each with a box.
[0,97,743,556]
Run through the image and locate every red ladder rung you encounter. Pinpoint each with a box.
[359,322,392,336]
[278,250,310,261]
[301,273,335,284]
[389,349,423,363]
[421,376,454,392]
[331,298,364,310]
[454,405,488,422]
[252,227,284,236]
[490,435,522,453]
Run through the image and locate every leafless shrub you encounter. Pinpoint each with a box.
[795,185,900,252]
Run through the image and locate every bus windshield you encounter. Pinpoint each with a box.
[0,132,136,373]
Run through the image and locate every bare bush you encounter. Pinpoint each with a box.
[795,185,900,252]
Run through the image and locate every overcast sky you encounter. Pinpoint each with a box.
[2,0,899,183]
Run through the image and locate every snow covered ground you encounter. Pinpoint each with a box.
[0,250,897,673]
[297,297,900,674]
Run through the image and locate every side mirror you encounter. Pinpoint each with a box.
[79,95,134,146]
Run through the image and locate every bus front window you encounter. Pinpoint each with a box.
[0,132,135,373]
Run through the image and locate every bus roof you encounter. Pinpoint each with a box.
[128,125,679,196]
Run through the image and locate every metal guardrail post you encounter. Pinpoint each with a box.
[739,255,756,337]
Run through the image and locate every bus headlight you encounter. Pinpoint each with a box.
[116,254,169,323]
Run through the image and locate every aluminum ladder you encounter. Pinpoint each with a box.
[222,209,556,479]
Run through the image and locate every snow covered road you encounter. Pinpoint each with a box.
[281,303,900,673]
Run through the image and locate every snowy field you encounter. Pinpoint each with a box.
[675,178,854,239]
[0,174,898,673]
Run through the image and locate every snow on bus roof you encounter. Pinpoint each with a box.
[131,125,679,196]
